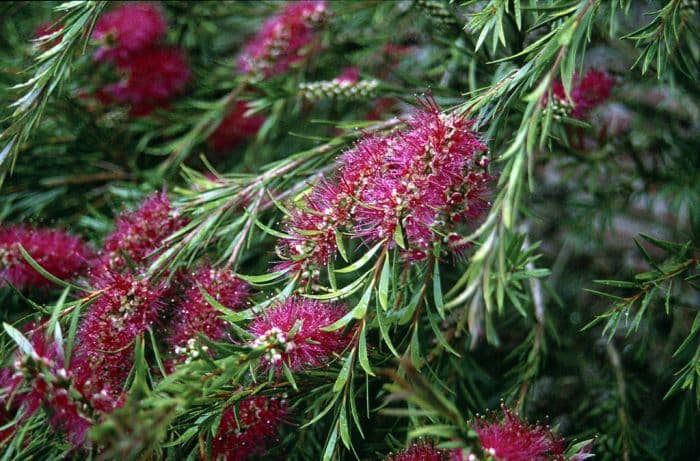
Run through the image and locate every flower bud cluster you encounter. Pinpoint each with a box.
[550,69,614,120]
[299,68,379,101]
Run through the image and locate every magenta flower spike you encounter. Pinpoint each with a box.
[97,192,186,273]
[238,0,329,79]
[92,2,168,64]
[247,297,352,371]
[0,226,94,289]
[212,395,288,461]
[168,266,249,364]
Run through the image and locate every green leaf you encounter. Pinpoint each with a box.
[339,402,351,449]
[65,299,84,368]
[639,234,688,255]
[321,281,372,331]
[301,393,340,428]
[282,361,299,392]
[17,244,82,290]
[426,305,461,357]
[306,269,371,301]
[335,241,384,273]
[46,287,70,344]
[378,255,391,311]
[252,217,292,239]
[336,230,348,262]
[235,269,289,285]
[3,322,35,356]
[322,424,339,461]
[433,262,445,319]
[358,325,374,376]
[594,279,638,288]
[198,283,252,322]
[333,350,354,392]
[393,224,406,249]
[376,300,399,357]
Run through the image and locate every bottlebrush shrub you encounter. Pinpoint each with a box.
[0,226,94,289]
[2,2,700,460]
[275,99,490,278]
[238,0,329,79]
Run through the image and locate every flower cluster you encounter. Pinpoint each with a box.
[92,2,167,64]
[91,2,190,115]
[247,297,352,371]
[212,395,288,461]
[104,47,191,116]
[385,404,592,461]
[70,271,165,415]
[472,403,569,461]
[0,226,94,289]
[97,192,186,273]
[550,69,614,119]
[0,326,92,446]
[276,100,490,276]
[167,266,249,364]
[208,101,266,153]
[238,0,329,79]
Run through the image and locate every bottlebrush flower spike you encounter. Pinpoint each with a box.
[551,69,614,119]
[208,101,265,153]
[238,0,329,79]
[473,403,566,461]
[104,47,191,116]
[92,2,167,63]
[352,99,490,256]
[168,266,249,364]
[1,325,92,446]
[0,226,94,289]
[212,395,288,461]
[98,192,186,272]
[385,442,453,461]
[70,270,165,414]
[247,297,352,371]
[276,99,490,275]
